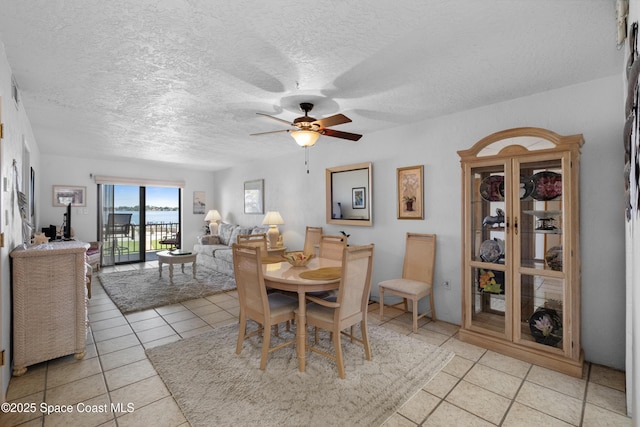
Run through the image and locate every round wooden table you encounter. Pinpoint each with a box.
[262,257,341,372]
[157,250,197,282]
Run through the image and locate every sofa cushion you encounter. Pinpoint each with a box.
[218,223,235,245]
[251,226,270,235]
[229,226,251,247]
[198,235,220,245]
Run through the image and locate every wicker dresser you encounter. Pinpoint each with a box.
[10,240,89,376]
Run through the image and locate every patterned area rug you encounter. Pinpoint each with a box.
[146,323,454,426]
[97,266,236,314]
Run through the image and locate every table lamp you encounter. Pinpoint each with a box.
[262,211,284,248]
[205,209,222,235]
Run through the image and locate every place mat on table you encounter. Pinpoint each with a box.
[261,256,284,264]
[299,267,342,280]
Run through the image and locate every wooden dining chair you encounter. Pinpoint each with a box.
[303,226,323,256]
[378,233,437,333]
[236,233,268,253]
[318,234,347,260]
[232,243,297,370]
[303,244,375,379]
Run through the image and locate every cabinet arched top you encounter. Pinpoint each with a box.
[457,127,584,162]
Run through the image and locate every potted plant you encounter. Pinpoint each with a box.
[403,195,416,211]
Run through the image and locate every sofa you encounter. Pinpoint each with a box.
[193,223,270,276]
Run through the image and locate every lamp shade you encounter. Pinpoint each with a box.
[204,209,221,222]
[262,211,284,225]
[290,130,320,147]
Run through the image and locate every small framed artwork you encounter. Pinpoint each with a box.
[397,165,424,220]
[52,185,86,207]
[352,187,366,209]
[193,191,206,214]
[244,179,264,214]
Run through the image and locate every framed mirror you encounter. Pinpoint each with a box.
[326,162,373,226]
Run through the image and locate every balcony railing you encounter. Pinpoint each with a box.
[103,222,180,264]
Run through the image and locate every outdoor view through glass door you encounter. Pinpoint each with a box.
[100,185,181,266]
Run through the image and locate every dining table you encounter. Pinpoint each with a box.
[262,256,342,373]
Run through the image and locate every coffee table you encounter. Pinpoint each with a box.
[157,250,197,282]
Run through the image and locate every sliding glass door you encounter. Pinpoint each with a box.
[99,184,181,266]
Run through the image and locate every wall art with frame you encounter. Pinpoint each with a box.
[352,187,366,209]
[244,179,264,214]
[193,191,206,214]
[52,185,86,207]
[397,165,424,220]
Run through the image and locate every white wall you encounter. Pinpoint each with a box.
[0,41,41,399]
[213,75,625,370]
[38,155,215,248]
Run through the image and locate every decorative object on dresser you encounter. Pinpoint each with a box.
[205,209,222,234]
[10,240,90,376]
[262,210,284,248]
[458,127,584,377]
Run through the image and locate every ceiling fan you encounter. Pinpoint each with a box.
[251,102,363,147]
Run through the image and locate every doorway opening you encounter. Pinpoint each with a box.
[99,184,181,266]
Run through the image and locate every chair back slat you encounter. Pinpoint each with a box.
[237,234,268,253]
[232,244,268,317]
[303,226,323,256]
[337,244,374,322]
[403,233,436,284]
[319,234,347,260]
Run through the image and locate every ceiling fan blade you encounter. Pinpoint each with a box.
[322,128,362,141]
[256,112,293,126]
[313,113,352,128]
[250,129,291,136]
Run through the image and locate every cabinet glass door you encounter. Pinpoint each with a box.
[468,162,510,337]
[514,158,565,351]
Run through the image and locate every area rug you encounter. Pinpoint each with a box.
[146,323,455,426]
[97,267,236,314]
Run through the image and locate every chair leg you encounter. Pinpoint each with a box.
[333,329,345,379]
[361,320,371,360]
[379,288,385,320]
[412,298,419,333]
[260,325,271,370]
[430,291,437,321]
[236,316,247,355]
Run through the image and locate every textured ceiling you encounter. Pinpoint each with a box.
[0,0,623,171]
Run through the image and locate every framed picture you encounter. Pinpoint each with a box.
[244,179,264,214]
[52,185,86,207]
[397,165,424,220]
[193,191,206,214]
[352,187,366,209]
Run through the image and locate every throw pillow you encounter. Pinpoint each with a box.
[218,223,235,245]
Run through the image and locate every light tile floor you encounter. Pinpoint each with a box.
[0,262,631,427]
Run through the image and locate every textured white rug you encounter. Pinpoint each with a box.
[146,323,454,426]
[97,267,235,314]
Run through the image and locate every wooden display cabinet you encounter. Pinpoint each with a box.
[457,127,584,377]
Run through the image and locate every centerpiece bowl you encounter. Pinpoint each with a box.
[281,253,313,267]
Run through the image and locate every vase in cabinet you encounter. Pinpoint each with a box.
[458,127,584,377]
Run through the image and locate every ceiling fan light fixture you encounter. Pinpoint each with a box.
[291,130,320,147]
